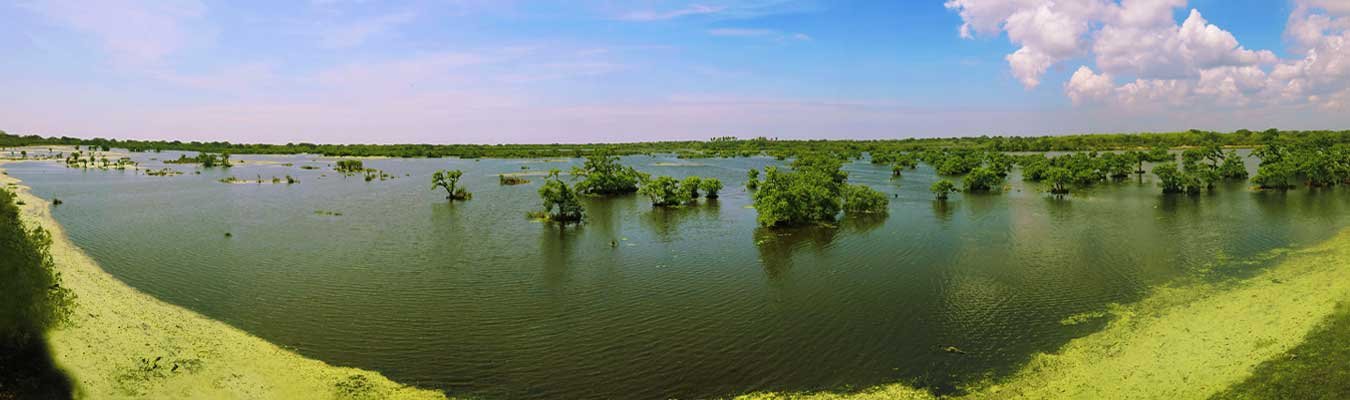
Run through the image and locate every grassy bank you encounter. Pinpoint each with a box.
[0,163,446,400]
[0,186,74,399]
[737,228,1350,400]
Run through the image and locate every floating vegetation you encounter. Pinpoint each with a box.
[164,153,232,168]
[314,210,344,216]
[218,176,298,185]
[335,160,364,174]
[498,175,530,185]
[1060,310,1110,326]
[144,168,183,177]
[299,165,319,170]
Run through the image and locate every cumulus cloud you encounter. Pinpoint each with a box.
[950,0,1350,112]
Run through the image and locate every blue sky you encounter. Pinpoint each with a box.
[2,1,1347,144]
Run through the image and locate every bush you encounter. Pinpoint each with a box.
[638,176,689,206]
[535,170,584,223]
[0,188,76,399]
[842,184,889,214]
[962,167,1003,192]
[700,178,723,198]
[752,158,846,227]
[573,150,645,195]
[930,179,956,200]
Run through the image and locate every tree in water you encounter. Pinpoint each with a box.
[535,169,584,223]
[572,149,645,195]
[931,179,956,200]
[1046,166,1072,195]
[962,167,1003,192]
[700,178,723,199]
[746,169,759,190]
[431,169,471,201]
[638,176,689,206]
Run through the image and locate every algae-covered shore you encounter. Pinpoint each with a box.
[738,228,1350,399]
[0,163,445,400]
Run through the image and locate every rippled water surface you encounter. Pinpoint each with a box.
[8,150,1350,399]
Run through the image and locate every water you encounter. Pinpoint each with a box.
[7,150,1349,399]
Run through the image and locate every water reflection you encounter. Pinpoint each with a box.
[754,215,886,280]
[932,200,955,223]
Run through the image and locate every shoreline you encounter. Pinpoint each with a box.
[0,161,446,400]
[738,228,1350,399]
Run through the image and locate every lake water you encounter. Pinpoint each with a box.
[8,150,1349,399]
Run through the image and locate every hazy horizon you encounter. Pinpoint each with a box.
[4,0,1349,144]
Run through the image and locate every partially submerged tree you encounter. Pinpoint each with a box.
[638,176,689,206]
[931,179,956,200]
[431,169,471,201]
[962,166,1003,192]
[572,150,645,195]
[534,169,584,223]
[746,169,759,190]
[700,178,723,198]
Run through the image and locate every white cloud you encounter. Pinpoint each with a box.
[619,4,725,21]
[1065,66,1114,105]
[952,0,1350,112]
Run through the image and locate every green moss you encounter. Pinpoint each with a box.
[1210,303,1350,400]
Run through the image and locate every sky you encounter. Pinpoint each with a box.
[1,0,1347,144]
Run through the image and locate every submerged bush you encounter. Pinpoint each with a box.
[572,150,645,195]
[962,167,1003,192]
[638,176,689,206]
[842,184,889,214]
[534,170,584,223]
[930,179,956,200]
[700,178,723,198]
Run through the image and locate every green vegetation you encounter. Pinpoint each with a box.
[637,175,721,206]
[531,170,584,223]
[498,175,530,185]
[1211,303,1350,400]
[638,176,690,206]
[431,170,471,201]
[700,178,723,199]
[0,188,75,399]
[752,155,885,227]
[930,179,956,200]
[842,184,889,214]
[8,129,1350,160]
[335,160,365,173]
[961,166,1004,192]
[572,150,646,195]
[745,169,759,190]
[164,152,231,168]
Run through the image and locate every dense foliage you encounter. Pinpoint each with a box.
[700,178,723,199]
[0,188,75,399]
[930,179,956,200]
[571,150,646,195]
[752,155,888,227]
[533,170,584,223]
[842,184,889,214]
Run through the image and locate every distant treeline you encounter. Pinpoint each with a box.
[3,129,1350,159]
